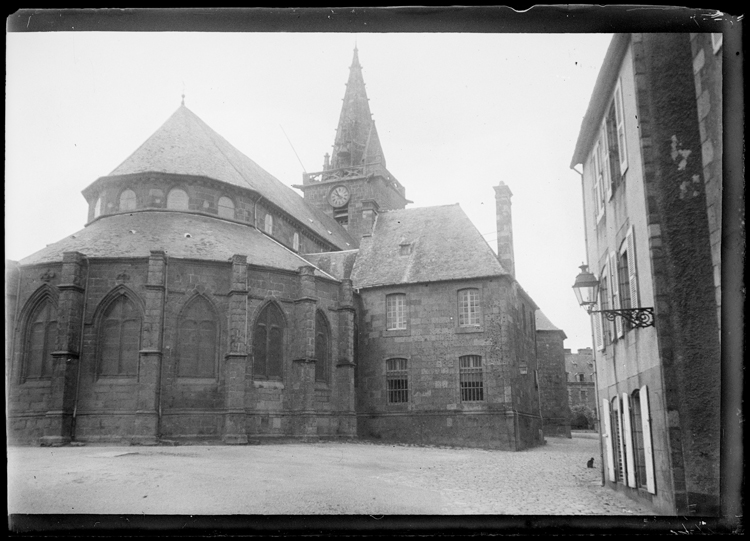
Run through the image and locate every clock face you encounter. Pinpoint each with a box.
[329,185,351,208]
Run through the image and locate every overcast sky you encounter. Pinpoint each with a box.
[6,30,614,351]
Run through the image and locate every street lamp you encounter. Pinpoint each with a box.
[572,264,655,328]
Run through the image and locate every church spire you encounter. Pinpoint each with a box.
[329,46,385,170]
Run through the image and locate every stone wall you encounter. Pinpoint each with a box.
[85,173,340,254]
[689,32,722,332]
[536,329,571,438]
[356,276,543,450]
[7,254,357,445]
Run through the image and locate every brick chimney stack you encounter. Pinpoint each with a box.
[493,182,515,277]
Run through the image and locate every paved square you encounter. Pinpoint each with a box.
[8,433,652,515]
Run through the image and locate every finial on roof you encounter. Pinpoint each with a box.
[181,82,186,106]
[351,42,361,68]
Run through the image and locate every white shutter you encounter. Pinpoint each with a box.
[594,299,604,351]
[626,226,639,309]
[601,123,612,201]
[640,385,656,494]
[614,79,628,174]
[602,398,615,482]
[593,142,603,219]
[622,392,637,488]
[609,252,622,338]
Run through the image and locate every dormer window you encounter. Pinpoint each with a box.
[399,242,412,256]
[119,189,136,211]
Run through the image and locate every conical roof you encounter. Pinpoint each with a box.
[99,104,354,250]
[330,47,385,169]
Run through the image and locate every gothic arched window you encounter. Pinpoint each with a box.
[167,188,189,210]
[24,299,58,380]
[177,296,218,378]
[264,213,274,235]
[253,303,284,379]
[119,189,137,211]
[99,296,141,377]
[315,310,330,383]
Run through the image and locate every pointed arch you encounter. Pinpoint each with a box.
[315,309,331,383]
[18,285,60,382]
[94,285,143,377]
[252,300,286,379]
[176,293,220,378]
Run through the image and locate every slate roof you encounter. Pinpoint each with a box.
[19,211,336,279]
[330,47,385,170]
[350,204,509,288]
[535,310,567,338]
[303,250,359,281]
[100,105,354,250]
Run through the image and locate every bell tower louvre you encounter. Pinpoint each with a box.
[295,46,411,244]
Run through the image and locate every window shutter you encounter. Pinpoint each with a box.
[640,385,657,494]
[608,252,622,338]
[593,142,603,219]
[594,300,604,351]
[601,123,612,201]
[626,227,639,309]
[602,398,616,482]
[614,79,628,174]
[622,392,637,488]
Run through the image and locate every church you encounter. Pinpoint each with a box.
[7,47,567,450]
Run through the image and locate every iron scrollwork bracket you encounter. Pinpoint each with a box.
[588,307,655,328]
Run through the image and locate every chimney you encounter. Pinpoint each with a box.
[493,182,515,277]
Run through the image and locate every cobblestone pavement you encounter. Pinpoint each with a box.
[8,432,654,515]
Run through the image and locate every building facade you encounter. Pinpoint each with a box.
[535,311,571,438]
[7,47,558,452]
[565,348,597,430]
[570,33,722,515]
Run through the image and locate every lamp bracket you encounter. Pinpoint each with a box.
[587,307,655,329]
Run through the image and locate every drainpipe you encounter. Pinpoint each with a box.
[572,164,606,487]
[71,255,90,441]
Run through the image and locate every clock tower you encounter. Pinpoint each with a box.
[296,46,410,246]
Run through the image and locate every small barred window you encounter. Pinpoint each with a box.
[386,358,408,404]
[459,355,484,402]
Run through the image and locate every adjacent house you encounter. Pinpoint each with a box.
[570,33,722,515]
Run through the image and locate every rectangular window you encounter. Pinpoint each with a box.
[386,294,406,330]
[458,289,480,326]
[580,389,587,401]
[386,358,408,403]
[605,103,622,194]
[630,392,647,488]
[618,250,631,310]
[459,355,484,402]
